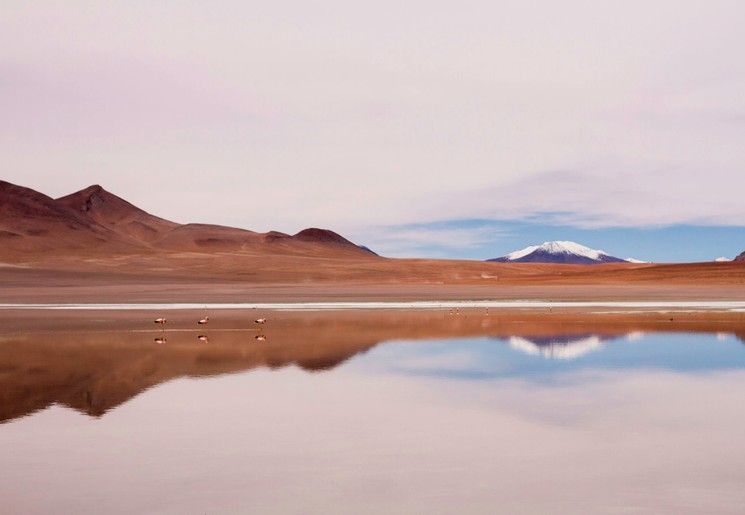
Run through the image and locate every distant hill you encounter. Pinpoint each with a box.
[488,241,629,265]
[735,251,745,262]
[0,180,374,261]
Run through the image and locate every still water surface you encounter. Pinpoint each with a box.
[1,310,745,514]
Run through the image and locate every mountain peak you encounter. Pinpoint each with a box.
[291,228,375,254]
[57,184,162,220]
[55,184,179,242]
[510,241,608,261]
[79,184,104,193]
[489,240,629,264]
[58,184,127,210]
[0,180,74,220]
[293,228,352,245]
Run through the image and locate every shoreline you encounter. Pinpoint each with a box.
[3,300,745,311]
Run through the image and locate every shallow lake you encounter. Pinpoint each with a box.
[2,309,745,514]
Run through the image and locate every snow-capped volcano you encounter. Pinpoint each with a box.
[487,241,629,264]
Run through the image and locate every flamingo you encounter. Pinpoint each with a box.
[154,318,167,333]
[198,316,209,325]
[154,337,167,344]
[198,335,210,343]
[254,318,267,325]
[255,334,267,341]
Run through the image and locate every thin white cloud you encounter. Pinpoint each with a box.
[353,224,507,258]
[426,164,745,229]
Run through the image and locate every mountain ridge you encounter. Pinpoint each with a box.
[0,180,373,261]
[488,241,629,265]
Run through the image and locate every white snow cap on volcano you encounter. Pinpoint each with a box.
[489,241,634,264]
[505,241,609,260]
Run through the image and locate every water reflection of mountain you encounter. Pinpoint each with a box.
[1,309,495,423]
[3,309,745,423]
[0,329,376,424]
[500,333,622,360]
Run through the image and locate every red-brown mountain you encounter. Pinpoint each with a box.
[0,180,372,261]
[735,251,745,262]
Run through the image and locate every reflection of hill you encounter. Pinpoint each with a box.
[0,326,377,423]
[3,309,745,423]
[502,333,620,360]
[0,310,485,423]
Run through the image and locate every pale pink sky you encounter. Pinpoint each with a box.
[2,1,744,254]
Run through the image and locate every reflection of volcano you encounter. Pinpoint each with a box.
[502,333,618,360]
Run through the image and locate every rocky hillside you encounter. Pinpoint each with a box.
[0,180,374,261]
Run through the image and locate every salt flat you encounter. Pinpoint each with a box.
[3,300,745,311]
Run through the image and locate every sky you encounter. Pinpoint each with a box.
[2,1,744,262]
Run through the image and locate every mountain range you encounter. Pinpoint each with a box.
[0,180,372,262]
[2,181,744,288]
[488,241,632,265]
